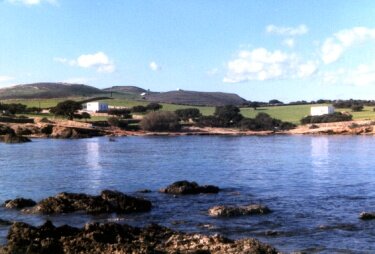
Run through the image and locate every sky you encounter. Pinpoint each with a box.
[1,0,375,102]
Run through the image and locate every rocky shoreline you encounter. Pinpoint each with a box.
[0,221,278,254]
[2,118,375,144]
[0,182,279,253]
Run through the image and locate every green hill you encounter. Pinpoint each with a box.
[0,83,106,99]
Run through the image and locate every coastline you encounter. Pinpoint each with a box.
[2,118,375,141]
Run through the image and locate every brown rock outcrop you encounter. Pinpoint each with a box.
[160,181,220,195]
[0,221,278,254]
[208,204,272,217]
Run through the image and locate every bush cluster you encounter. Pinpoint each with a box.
[175,108,202,121]
[239,113,295,131]
[140,111,180,131]
[300,112,352,124]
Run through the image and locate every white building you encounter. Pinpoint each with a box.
[86,102,109,112]
[310,105,335,116]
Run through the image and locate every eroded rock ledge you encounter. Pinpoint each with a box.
[3,190,152,215]
[0,221,278,254]
[159,181,220,195]
[208,204,272,217]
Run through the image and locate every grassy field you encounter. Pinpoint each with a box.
[4,97,375,124]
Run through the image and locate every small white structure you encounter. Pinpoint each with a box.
[310,105,335,116]
[86,102,109,112]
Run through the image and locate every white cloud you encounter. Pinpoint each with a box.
[282,38,295,48]
[54,52,115,73]
[149,61,161,71]
[6,0,57,5]
[0,76,14,83]
[323,64,375,86]
[223,48,317,83]
[266,24,308,36]
[321,27,375,64]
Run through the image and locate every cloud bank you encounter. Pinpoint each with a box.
[54,52,115,73]
[6,0,57,5]
[223,48,317,83]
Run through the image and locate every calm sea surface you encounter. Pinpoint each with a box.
[1,136,375,253]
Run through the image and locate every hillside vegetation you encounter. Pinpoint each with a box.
[0,83,106,99]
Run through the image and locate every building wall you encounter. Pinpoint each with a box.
[86,102,108,112]
[310,106,334,116]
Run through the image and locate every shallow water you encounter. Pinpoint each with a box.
[0,136,375,253]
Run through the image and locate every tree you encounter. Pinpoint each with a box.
[108,108,131,118]
[81,112,91,121]
[140,111,181,131]
[269,99,283,105]
[50,100,82,120]
[351,104,364,112]
[248,102,260,110]
[175,108,202,121]
[146,102,162,111]
[131,105,147,113]
[213,105,243,127]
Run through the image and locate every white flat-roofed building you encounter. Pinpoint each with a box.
[86,102,109,112]
[310,105,335,116]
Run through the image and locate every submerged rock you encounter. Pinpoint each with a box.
[208,204,271,217]
[3,198,36,209]
[160,181,220,195]
[0,133,31,144]
[18,190,151,215]
[359,212,375,220]
[0,219,12,226]
[0,221,278,254]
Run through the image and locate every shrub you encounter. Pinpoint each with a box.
[197,115,223,127]
[300,112,352,124]
[239,113,295,131]
[146,103,162,111]
[107,117,128,129]
[131,105,147,113]
[140,111,180,131]
[175,108,202,121]
[108,108,131,118]
[351,104,364,112]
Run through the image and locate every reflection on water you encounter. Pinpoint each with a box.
[1,136,375,253]
[85,140,103,190]
[311,136,329,169]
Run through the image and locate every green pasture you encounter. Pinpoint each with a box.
[4,97,375,124]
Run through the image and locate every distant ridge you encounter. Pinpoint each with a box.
[103,86,147,94]
[0,83,248,106]
[144,90,247,106]
[0,83,105,99]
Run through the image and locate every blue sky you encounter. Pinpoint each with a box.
[1,0,375,102]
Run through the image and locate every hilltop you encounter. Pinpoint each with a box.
[0,83,248,106]
[103,86,147,94]
[144,90,247,106]
[0,83,105,99]
[104,86,247,106]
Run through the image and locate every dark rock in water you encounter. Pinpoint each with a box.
[23,190,151,215]
[160,181,220,195]
[137,189,152,193]
[0,219,12,226]
[0,125,14,135]
[208,204,272,217]
[0,133,31,144]
[359,212,375,220]
[50,126,104,139]
[3,198,36,209]
[0,221,278,254]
